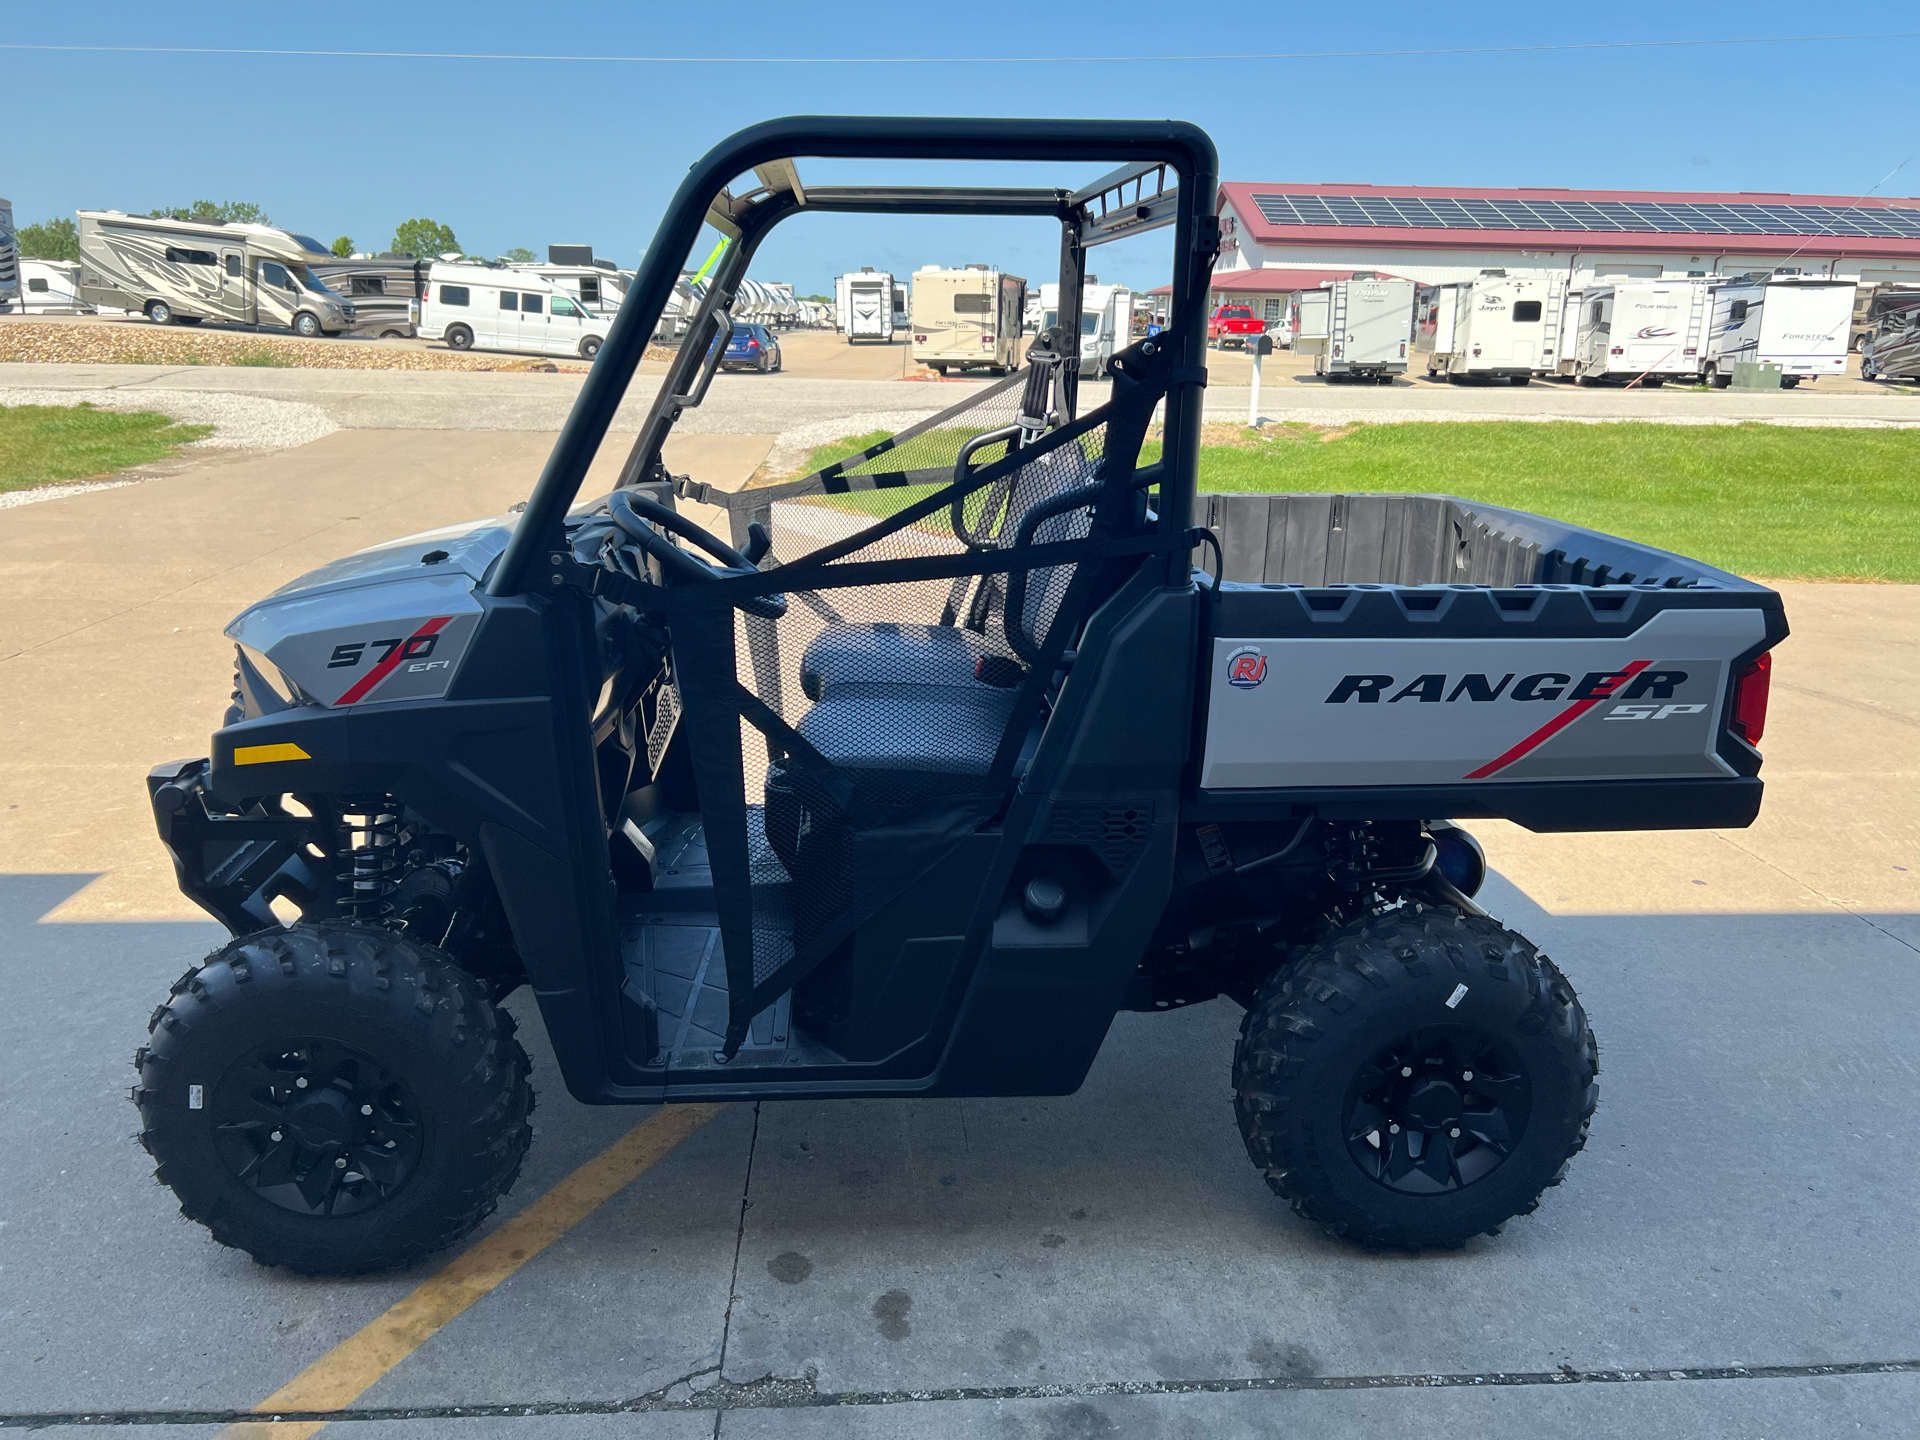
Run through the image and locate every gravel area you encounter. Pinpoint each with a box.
[0,386,338,450]
[0,317,673,373]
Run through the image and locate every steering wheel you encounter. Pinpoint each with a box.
[606,490,787,620]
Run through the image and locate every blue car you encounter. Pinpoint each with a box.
[720,321,783,373]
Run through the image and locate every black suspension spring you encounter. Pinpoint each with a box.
[1329,822,1385,906]
[337,800,403,920]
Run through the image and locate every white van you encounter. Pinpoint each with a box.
[420,262,608,360]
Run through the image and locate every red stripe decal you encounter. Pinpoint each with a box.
[1463,660,1651,780]
[334,616,453,706]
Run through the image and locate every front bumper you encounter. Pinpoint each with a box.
[149,758,328,935]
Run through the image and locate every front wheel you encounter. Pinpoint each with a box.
[1234,907,1597,1250]
[132,923,533,1275]
[146,300,174,325]
[445,324,474,351]
[580,335,602,360]
[292,311,323,339]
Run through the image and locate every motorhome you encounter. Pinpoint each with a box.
[1860,288,1920,382]
[8,258,94,314]
[1701,275,1856,388]
[1301,277,1416,383]
[1289,288,1329,361]
[911,264,1026,375]
[77,210,356,335]
[1416,272,1564,384]
[418,261,609,361]
[835,268,896,342]
[0,199,16,310]
[1567,279,1711,386]
[309,254,424,337]
[509,247,630,316]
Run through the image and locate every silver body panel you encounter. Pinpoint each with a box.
[1200,606,1767,790]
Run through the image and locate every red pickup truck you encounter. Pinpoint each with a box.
[1208,304,1265,348]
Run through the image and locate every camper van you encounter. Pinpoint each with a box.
[1702,275,1855,388]
[835,268,897,343]
[1416,272,1564,384]
[418,261,609,360]
[1302,277,1415,383]
[1860,288,1920,382]
[1036,281,1128,376]
[309,255,424,337]
[1567,279,1711,386]
[77,211,356,335]
[911,264,1026,375]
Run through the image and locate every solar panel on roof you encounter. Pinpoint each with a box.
[1244,192,1920,240]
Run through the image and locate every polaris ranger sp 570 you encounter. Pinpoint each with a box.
[134,117,1784,1273]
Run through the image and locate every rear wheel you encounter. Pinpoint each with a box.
[1706,364,1729,390]
[1234,907,1597,1250]
[445,324,474,351]
[146,300,174,325]
[133,923,533,1275]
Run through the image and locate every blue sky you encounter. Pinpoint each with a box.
[8,1,1914,295]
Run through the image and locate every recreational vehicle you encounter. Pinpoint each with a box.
[1305,277,1416,383]
[1567,279,1710,386]
[1701,276,1855,388]
[835,268,897,342]
[1858,288,1920,382]
[510,247,629,315]
[8,258,94,314]
[0,200,16,310]
[1416,272,1564,384]
[309,254,424,337]
[911,264,1026,375]
[1289,288,1329,361]
[1037,281,1128,375]
[418,261,608,361]
[77,211,356,335]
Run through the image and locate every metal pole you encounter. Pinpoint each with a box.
[1248,344,1263,427]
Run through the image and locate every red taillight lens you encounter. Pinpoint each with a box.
[1731,653,1771,746]
[747,339,759,349]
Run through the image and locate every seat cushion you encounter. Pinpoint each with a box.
[798,622,1002,702]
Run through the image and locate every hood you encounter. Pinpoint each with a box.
[222,512,519,709]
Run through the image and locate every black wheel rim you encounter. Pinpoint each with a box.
[1342,1026,1530,1195]
[210,1038,423,1217]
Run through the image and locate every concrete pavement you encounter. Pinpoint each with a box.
[0,431,1914,1436]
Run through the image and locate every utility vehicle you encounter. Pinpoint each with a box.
[133,117,1786,1275]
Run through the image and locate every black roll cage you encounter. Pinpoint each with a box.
[489,116,1220,600]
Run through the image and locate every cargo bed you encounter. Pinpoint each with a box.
[1192,493,1785,832]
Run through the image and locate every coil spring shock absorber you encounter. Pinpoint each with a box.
[1329,822,1383,906]
[337,799,403,920]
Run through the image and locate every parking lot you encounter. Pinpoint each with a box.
[0,379,1914,1435]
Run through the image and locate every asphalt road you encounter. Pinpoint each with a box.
[0,424,1913,1436]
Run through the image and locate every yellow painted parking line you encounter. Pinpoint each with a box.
[220,1104,725,1439]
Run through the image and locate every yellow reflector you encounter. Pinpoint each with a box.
[233,742,311,765]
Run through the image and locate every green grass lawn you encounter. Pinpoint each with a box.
[763,419,1917,582]
[0,403,214,493]
[1156,421,1915,582]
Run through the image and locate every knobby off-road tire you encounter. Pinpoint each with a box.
[132,923,533,1275]
[1234,906,1597,1250]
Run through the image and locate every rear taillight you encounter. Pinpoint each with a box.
[747,339,759,349]
[1611,346,1624,355]
[1731,653,1771,746]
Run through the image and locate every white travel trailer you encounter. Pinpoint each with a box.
[77,211,356,335]
[419,262,609,360]
[836,268,897,342]
[1300,277,1416,383]
[1701,275,1855,388]
[1567,280,1711,385]
[911,264,1026,375]
[1416,272,1564,384]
